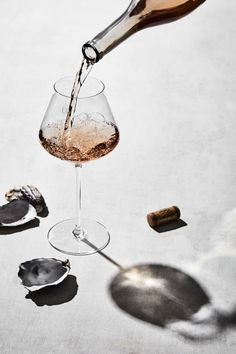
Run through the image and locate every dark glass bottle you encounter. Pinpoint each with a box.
[82,0,206,62]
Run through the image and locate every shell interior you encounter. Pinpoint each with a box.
[0,200,37,226]
[18,258,70,291]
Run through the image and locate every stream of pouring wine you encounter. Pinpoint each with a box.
[64,58,94,132]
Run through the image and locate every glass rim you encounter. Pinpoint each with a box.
[53,76,105,99]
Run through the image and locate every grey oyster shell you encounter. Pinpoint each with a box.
[18,258,70,292]
[5,185,47,215]
[0,200,37,226]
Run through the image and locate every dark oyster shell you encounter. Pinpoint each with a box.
[5,185,47,215]
[18,258,70,291]
[0,200,37,226]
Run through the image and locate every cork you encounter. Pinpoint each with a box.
[147,206,181,228]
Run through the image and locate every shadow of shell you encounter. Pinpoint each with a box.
[25,275,78,306]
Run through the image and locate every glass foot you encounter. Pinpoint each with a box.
[48,218,110,256]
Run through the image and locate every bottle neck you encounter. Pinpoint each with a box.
[82,2,137,62]
[82,0,206,62]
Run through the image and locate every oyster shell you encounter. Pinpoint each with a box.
[0,200,37,226]
[18,258,70,292]
[5,185,47,215]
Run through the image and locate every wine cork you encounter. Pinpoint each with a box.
[147,206,181,228]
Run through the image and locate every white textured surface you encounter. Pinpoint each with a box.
[0,0,236,353]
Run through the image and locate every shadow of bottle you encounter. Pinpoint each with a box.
[25,275,78,306]
[108,264,236,341]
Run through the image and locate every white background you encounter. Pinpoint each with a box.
[0,1,236,353]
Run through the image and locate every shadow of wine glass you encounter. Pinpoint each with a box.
[25,275,78,306]
[109,264,222,341]
[81,239,236,341]
[82,238,123,268]
[0,218,40,235]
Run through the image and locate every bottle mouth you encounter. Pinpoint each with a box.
[82,42,102,63]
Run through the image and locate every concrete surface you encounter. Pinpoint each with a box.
[0,0,236,353]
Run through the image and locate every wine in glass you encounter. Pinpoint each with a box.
[39,76,119,255]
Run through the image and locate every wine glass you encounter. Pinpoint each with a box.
[39,76,119,255]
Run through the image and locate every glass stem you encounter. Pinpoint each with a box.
[73,163,84,240]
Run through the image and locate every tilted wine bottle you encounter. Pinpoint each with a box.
[82,0,206,62]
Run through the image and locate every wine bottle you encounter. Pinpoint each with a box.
[82,0,206,62]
